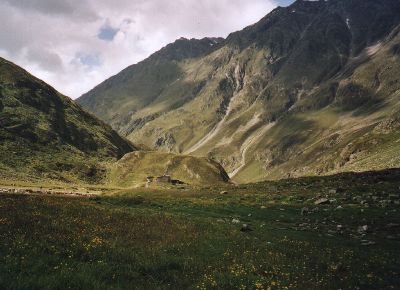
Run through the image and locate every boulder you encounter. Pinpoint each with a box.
[314,198,330,205]
[358,225,369,234]
[241,224,253,232]
[301,207,309,216]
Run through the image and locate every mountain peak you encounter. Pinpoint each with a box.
[153,36,224,61]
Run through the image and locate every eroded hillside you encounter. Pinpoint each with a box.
[78,0,400,182]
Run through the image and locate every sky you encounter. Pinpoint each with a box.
[0,0,294,99]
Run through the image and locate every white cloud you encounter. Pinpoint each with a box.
[0,0,278,99]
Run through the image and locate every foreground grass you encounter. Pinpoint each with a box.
[0,170,400,289]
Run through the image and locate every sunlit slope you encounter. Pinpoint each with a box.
[108,151,230,187]
[78,0,400,182]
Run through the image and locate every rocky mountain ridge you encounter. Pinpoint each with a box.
[78,0,400,182]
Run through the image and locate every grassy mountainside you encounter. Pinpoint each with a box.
[109,151,230,187]
[78,37,223,135]
[0,57,135,184]
[78,0,400,182]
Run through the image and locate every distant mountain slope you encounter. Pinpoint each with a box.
[0,57,135,184]
[78,0,400,182]
[109,151,230,187]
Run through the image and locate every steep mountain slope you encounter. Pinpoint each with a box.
[78,37,223,134]
[0,57,135,184]
[78,0,400,182]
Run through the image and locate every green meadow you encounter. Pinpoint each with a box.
[1,169,399,289]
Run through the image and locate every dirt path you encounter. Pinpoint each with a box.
[0,186,101,198]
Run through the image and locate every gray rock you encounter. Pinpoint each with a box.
[301,207,309,216]
[361,240,376,246]
[358,225,369,234]
[314,198,330,205]
[241,224,253,232]
[329,189,337,195]
[231,219,240,224]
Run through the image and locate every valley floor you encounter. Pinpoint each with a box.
[0,169,400,289]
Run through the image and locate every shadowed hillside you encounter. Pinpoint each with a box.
[0,57,135,184]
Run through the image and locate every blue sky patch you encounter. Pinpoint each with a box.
[277,0,295,7]
[98,24,119,41]
[76,52,102,69]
